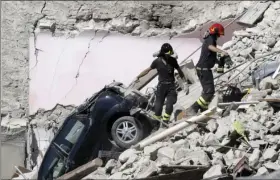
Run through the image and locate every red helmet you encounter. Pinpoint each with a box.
[209,23,225,36]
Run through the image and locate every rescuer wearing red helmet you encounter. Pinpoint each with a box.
[187,23,229,115]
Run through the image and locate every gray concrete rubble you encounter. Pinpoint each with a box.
[2,0,280,179]
[77,1,280,179]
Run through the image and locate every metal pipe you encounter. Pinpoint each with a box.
[218,101,259,107]
[134,107,216,150]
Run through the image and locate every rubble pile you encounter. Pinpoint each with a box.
[84,101,280,179]
[83,2,280,179]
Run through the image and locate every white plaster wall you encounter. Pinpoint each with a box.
[29,30,202,114]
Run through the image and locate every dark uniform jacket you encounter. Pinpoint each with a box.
[196,35,218,69]
[150,56,180,83]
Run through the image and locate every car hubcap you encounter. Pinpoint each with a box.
[116,121,137,143]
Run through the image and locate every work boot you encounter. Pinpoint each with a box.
[162,113,171,122]
[152,114,162,121]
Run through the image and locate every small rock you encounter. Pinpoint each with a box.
[239,47,252,57]
[263,162,280,170]
[109,172,124,179]
[263,148,278,162]
[249,140,267,148]
[177,150,211,166]
[211,152,224,166]
[82,167,107,179]
[233,30,251,37]
[119,153,139,171]
[223,149,236,166]
[222,40,235,50]
[266,37,277,47]
[171,139,190,150]
[134,160,158,178]
[183,124,198,135]
[38,19,56,31]
[157,146,175,161]
[187,132,201,141]
[203,164,223,179]
[249,149,261,168]
[257,167,269,176]
[252,42,269,52]
[119,149,138,163]
[203,133,220,146]
[206,120,218,133]
[174,148,191,162]
[265,121,274,128]
[259,76,279,90]
[144,142,164,160]
[105,159,117,173]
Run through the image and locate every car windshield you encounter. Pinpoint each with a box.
[41,119,86,180]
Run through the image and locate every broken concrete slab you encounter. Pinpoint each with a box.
[263,148,278,162]
[82,167,108,179]
[176,150,211,166]
[206,119,218,133]
[263,162,280,171]
[249,149,261,168]
[237,2,271,26]
[203,164,223,179]
[119,149,139,164]
[256,167,269,176]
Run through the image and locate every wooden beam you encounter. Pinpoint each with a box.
[57,158,103,180]
[237,2,271,26]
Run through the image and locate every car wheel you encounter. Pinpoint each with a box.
[111,116,144,149]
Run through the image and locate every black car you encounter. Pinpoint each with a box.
[38,82,159,180]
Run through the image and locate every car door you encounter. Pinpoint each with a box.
[38,115,89,180]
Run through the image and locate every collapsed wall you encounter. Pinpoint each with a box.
[80,1,280,179]
[0,0,261,178]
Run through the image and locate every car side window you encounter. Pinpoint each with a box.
[65,120,85,145]
[41,119,87,180]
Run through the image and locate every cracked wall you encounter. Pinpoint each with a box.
[1,1,249,119]
[29,31,203,114]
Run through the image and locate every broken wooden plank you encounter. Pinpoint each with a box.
[57,158,103,180]
[237,2,271,26]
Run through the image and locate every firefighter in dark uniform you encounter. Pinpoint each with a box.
[136,43,189,122]
[187,23,230,114]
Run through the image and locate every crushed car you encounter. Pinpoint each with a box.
[37,82,160,180]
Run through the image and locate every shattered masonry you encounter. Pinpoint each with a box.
[1,0,280,179]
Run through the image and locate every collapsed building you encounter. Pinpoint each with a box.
[1,0,280,179]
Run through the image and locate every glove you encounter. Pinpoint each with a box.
[224,56,233,67]
[182,82,189,95]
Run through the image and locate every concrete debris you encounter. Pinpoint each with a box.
[119,149,139,164]
[263,148,278,162]
[206,119,218,133]
[3,1,280,179]
[203,164,223,179]
[249,149,261,168]
[256,167,269,176]
[82,167,108,179]
[263,162,280,171]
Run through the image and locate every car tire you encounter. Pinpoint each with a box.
[111,116,144,149]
